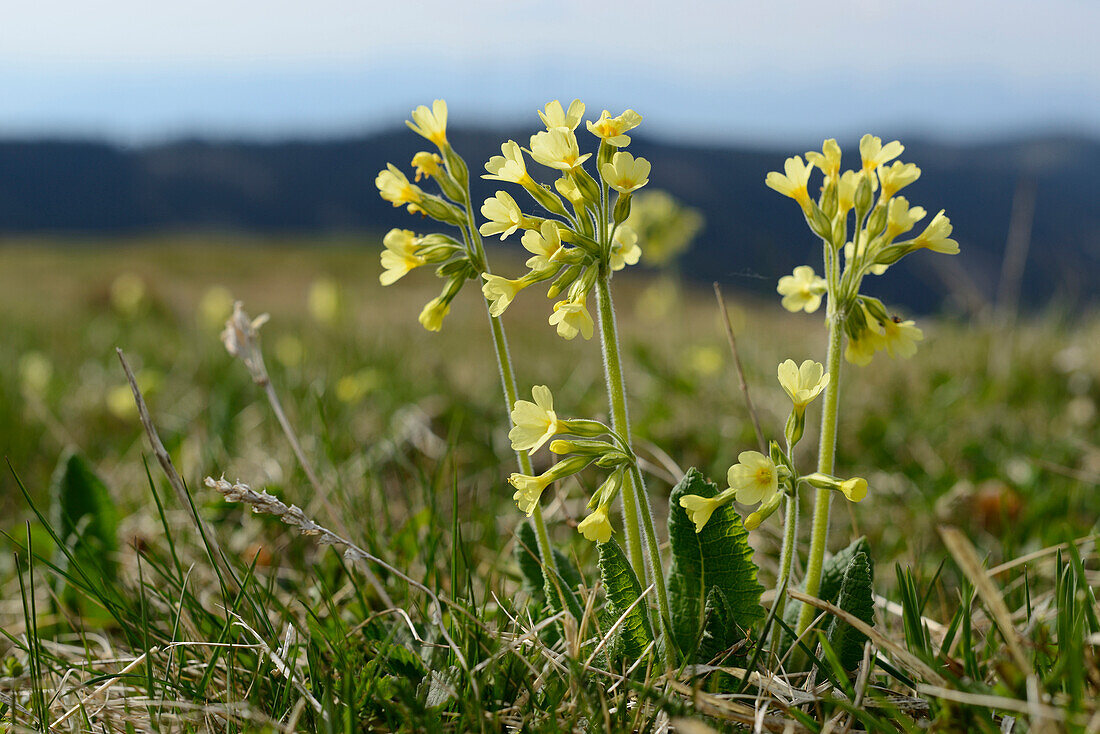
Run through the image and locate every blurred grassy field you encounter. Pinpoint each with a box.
[3,237,1097,561]
[2,237,1099,730]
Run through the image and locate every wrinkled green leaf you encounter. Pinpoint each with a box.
[784,535,871,637]
[827,551,875,672]
[597,539,653,660]
[699,586,750,662]
[49,448,118,582]
[667,468,764,658]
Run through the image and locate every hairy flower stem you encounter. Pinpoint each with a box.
[776,491,799,621]
[462,187,560,577]
[796,308,844,634]
[596,276,675,667]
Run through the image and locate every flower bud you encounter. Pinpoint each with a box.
[418,195,467,226]
[597,139,615,170]
[548,438,617,457]
[612,192,632,224]
[820,179,838,219]
[434,257,472,278]
[524,183,571,217]
[594,451,632,468]
[865,204,887,240]
[561,418,612,438]
[807,203,833,241]
[854,172,874,214]
[785,409,806,448]
[547,264,583,299]
[569,167,601,205]
[802,472,868,502]
[441,145,469,188]
[744,489,785,530]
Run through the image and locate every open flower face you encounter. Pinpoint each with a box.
[508,385,565,454]
[521,220,566,271]
[765,155,813,210]
[878,161,921,200]
[586,109,643,147]
[529,129,592,171]
[881,317,923,359]
[548,299,594,340]
[885,196,927,240]
[728,451,779,506]
[777,265,826,313]
[483,141,531,185]
[406,99,448,148]
[379,229,423,285]
[479,191,525,240]
[777,359,830,409]
[538,99,586,132]
[601,151,651,193]
[610,226,641,271]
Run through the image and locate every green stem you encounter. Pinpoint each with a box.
[594,277,645,579]
[775,490,799,622]
[595,276,675,668]
[461,176,560,577]
[796,308,844,634]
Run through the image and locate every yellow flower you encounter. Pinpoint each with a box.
[777,359,830,410]
[521,220,567,270]
[509,472,554,516]
[840,477,868,502]
[586,109,643,147]
[765,155,813,210]
[411,151,443,182]
[578,505,613,543]
[877,161,920,200]
[806,138,842,180]
[418,296,450,332]
[844,328,883,366]
[679,490,735,533]
[601,151,651,193]
[376,164,424,213]
[508,384,566,454]
[538,99,586,132]
[837,170,859,217]
[110,273,146,316]
[880,317,923,359]
[610,226,641,271]
[728,451,779,506]
[19,352,52,396]
[529,129,591,171]
[912,210,959,254]
[885,196,927,241]
[406,99,448,148]
[777,265,826,313]
[555,176,586,207]
[483,141,532,185]
[481,274,527,317]
[198,286,235,330]
[379,228,424,285]
[549,298,594,340]
[859,134,904,173]
[308,278,341,324]
[479,191,525,240]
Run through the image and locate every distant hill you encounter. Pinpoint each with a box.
[1,129,1097,312]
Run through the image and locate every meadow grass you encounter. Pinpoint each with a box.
[1,240,1098,732]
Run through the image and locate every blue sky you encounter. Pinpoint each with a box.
[2,0,1098,145]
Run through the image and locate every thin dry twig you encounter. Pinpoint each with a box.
[939,526,1032,675]
[117,348,240,591]
[52,647,158,728]
[713,283,766,453]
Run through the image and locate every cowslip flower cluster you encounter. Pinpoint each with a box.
[679,358,865,534]
[767,135,959,365]
[477,99,650,340]
[506,385,634,543]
